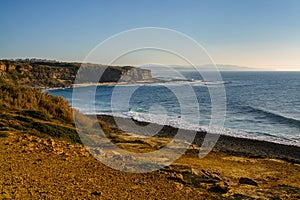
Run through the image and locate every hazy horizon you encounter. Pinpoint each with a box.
[1,0,300,71]
[3,57,299,71]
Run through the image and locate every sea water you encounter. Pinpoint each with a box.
[46,70,300,147]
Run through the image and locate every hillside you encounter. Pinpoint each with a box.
[0,59,152,88]
[0,82,80,143]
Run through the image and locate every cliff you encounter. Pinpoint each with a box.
[0,60,152,88]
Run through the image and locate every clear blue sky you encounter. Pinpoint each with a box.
[1,0,299,70]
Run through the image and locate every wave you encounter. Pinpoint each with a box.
[43,87,72,92]
[243,106,300,127]
[200,80,232,86]
[148,79,231,87]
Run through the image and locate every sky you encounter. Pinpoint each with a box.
[0,0,300,71]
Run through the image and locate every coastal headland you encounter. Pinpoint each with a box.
[0,59,153,88]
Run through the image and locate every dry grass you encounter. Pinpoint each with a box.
[0,83,73,123]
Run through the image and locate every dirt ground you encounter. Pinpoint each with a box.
[1,131,299,199]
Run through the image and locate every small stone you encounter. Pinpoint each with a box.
[170,173,184,182]
[191,168,201,176]
[134,179,146,185]
[91,191,101,196]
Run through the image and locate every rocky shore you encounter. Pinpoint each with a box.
[97,115,300,162]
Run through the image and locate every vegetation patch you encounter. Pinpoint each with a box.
[19,110,51,121]
[0,82,82,143]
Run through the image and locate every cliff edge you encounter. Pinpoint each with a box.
[0,59,152,88]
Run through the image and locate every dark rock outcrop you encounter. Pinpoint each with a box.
[239,177,258,186]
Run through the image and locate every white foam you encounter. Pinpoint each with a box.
[81,110,300,147]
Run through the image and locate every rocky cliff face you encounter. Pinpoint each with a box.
[0,60,152,88]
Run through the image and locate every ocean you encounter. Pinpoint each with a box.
[46,70,300,147]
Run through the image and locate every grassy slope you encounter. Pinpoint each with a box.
[0,82,81,143]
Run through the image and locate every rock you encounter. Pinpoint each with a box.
[80,150,90,157]
[7,64,16,71]
[0,62,6,71]
[91,191,101,196]
[191,168,201,176]
[239,177,258,186]
[208,182,229,194]
[134,179,147,185]
[192,169,223,181]
[51,140,56,147]
[170,173,185,182]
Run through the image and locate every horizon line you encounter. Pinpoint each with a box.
[1,57,300,71]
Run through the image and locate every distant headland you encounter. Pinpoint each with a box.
[0,59,153,89]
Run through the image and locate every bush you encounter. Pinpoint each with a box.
[0,83,73,123]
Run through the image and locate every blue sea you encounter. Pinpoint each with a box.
[46,69,300,147]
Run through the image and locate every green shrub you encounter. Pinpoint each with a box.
[29,122,81,144]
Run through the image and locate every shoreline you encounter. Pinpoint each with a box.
[41,79,161,91]
[43,81,300,150]
[72,79,161,87]
[96,114,300,162]
[42,84,300,162]
[94,113,299,147]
